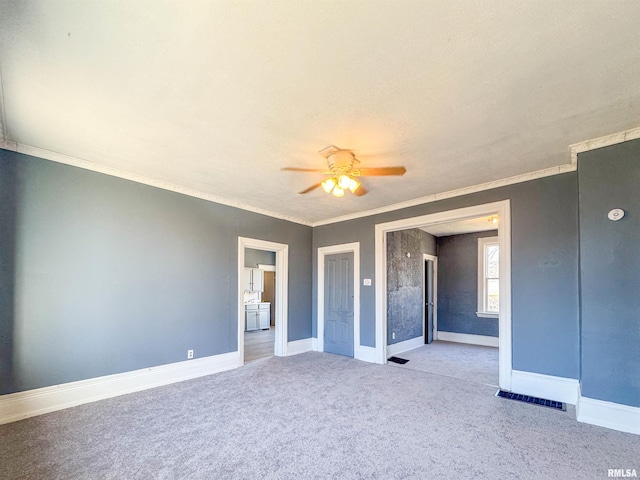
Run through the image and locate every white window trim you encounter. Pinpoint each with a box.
[477,236,499,318]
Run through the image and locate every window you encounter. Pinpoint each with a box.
[477,236,499,318]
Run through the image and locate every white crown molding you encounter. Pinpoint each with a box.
[437,331,499,348]
[577,394,640,435]
[312,164,576,227]
[510,370,579,405]
[0,351,239,425]
[10,126,640,228]
[570,126,640,164]
[0,141,314,227]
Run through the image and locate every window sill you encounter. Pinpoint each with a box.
[476,312,499,319]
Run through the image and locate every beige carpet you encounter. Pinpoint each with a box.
[388,340,499,386]
[1,352,638,479]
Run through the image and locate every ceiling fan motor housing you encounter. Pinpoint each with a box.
[327,150,359,173]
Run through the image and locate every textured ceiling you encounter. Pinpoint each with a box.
[1,1,639,225]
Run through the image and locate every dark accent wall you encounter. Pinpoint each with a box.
[313,172,579,379]
[578,139,640,408]
[0,150,312,394]
[386,229,436,345]
[245,248,276,267]
[437,230,499,337]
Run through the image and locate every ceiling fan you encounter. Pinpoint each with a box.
[281,145,406,197]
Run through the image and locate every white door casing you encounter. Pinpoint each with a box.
[238,237,289,366]
[317,242,361,359]
[423,253,438,342]
[374,200,512,391]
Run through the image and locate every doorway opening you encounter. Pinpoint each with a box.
[243,257,276,364]
[375,200,512,391]
[237,237,289,367]
[387,226,499,386]
[423,253,437,345]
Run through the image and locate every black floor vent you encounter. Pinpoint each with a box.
[388,356,409,365]
[495,390,565,411]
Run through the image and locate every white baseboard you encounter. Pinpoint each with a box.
[510,370,579,405]
[310,337,377,363]
[386,336,424,357]
[286,338,313,356]
[0,351,240,425]
[577,394,640,435]
[356,345,378,363]
[437,331,499,347]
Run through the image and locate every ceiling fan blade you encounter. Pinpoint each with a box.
[355,167,406,176]
[353,184,368,196]
[281,167,325,173]
[298,182,322,194]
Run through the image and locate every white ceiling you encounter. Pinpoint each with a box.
[1,1,639,225]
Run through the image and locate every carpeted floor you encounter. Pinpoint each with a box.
[1,352,638,479]
[388,340,499,386]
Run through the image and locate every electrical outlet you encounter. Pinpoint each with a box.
[392,332,396,340]
[187,349,194,359]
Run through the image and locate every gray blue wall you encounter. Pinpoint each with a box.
[313,172,580,379]
[578,139,640,408]
[436,231,499,337]
[245,248,276,267]
[0,150,312,394]
[5,140,638,410]
[0,158,17,392]
[386,228,436,345]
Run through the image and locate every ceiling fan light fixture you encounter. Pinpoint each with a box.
[337,174,352,190]
[321,178,336,193]
[285,145,406,198]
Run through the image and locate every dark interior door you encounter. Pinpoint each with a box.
[324,252,354,357]
[425,259,434,344]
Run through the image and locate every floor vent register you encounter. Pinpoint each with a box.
[387,356,409,365]
[495,389,566,411]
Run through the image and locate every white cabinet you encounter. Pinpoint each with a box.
[244,303,270,331]
[252,269,264,291]
[245,305,259,331]
[258,308,270,329]
[244,268,253,291]
[244,268,264,292]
